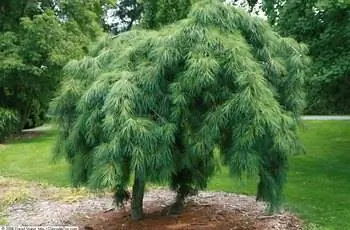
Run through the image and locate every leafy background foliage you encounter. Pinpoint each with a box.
[253,0,350,114]
[0,0,111,129]
[0,108,19,142]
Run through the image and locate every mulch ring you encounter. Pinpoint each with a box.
[76,201,302,230]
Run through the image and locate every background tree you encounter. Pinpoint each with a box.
[105,0,192,33]
[105,0,143,34]
[0,108,19,142]
[245,0,350,114]
[105,0,265,34]
[52,0,309,220]
[283,1,350,115]
[0,0,110,129]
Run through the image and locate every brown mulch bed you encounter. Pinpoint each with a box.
[79,204,255,230]
[75,192,302,230]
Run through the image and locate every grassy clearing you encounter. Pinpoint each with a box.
[0,121,350,229]
[0,130,70,187]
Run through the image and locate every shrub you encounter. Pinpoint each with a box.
[0,108,20,142]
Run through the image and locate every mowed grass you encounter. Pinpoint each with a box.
[0,130,70,187]
[209,120,350,230]
[0,121,350,229]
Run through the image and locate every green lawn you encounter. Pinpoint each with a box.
[1,121,350,229]
[209,120,350,230]
[0,130,70,187]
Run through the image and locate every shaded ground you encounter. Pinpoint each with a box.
[12,131,45,140]
[2,125,53,143]
[16,124,54,140]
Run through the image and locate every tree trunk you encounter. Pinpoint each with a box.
[131,175,145,220]
[168,192,185,215]
[19,101,32,130]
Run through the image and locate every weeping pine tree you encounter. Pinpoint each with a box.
[51,0,309,220]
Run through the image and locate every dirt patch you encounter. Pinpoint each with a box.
[77,205,301,230]
[78,203,255,230]
[0,177,303,229]
[74,191,302,230]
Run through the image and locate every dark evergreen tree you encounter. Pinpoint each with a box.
[51,0,309,220]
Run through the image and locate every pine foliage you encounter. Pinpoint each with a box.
[51,0,309,217]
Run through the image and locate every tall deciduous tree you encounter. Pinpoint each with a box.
[0,0,109,129]
[106,0,192,32]
[248,0,350,114]
[105,0,143,34]
[140,0,192,29]
[51,0,309,220]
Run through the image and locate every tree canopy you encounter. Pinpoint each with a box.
[52,0,309,220]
